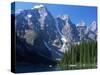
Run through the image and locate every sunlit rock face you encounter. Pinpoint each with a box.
[86,21,97,40]
[57,15,79,43]
[76,21,87,41]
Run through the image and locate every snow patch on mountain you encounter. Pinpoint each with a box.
[89,21,97,32]
[76,21,85,27]
[27,14,32,18]
[57,15,70,21]
[33,5,44,9]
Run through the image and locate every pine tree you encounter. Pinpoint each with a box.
[58,40,97,70]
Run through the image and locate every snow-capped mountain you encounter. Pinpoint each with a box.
[76,21,87,41]
[86,21,97,40]
[16,5,57,44]
[57,15,79,42]
[15,5,62,62]
[14,5,97,62]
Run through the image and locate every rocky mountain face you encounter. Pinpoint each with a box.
[16,5,61,48]
[86,21,97,40]
[14,5,97,62]
[57,15,79,42]
[76,21,87,41]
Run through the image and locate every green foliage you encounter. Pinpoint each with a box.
[58,40,97,70]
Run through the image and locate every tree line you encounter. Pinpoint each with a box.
[58,40,97,70]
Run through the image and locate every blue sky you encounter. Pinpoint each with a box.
[12,2,97,26]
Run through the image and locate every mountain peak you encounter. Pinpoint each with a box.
[89,20,97,32]
[57,15,70,20]
[76,20,85,27]
[91,21,96,26]
[31,5,45,9]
